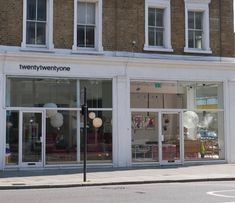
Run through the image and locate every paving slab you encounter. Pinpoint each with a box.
[0,164,235,189]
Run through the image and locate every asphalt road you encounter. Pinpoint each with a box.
[0,181,235,203]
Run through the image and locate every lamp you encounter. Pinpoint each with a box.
[89,112,96,120]
[93,117,102,128]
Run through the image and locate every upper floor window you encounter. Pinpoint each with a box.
[26,0,46,45]
[148,8,164,47]
[77,2,95,48]
[73,0,103,53]
[144,0,173,52]
[188,11,203,49]
[21,0,54,51]
[184,0,212,54]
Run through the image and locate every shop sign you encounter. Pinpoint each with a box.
[19,64,71,72]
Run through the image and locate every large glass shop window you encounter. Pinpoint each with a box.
[130,81,224,162]
[6,78,112,109]
[6,77,113,165]
[6,78,77,108]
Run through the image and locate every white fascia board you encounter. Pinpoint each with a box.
[1,50,235,72]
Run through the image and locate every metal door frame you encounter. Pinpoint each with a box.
[19,109,45,168]
[159,111,183,165]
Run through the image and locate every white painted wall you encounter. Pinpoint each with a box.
[228,81,235,163]
[0,74,4,169]
[1,51,235,168]
[113,76,131,167]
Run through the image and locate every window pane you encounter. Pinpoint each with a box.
[46,110,78,164]
[130,81,187,109]
[6,78,77,108]
[132,112,159,162]
[184,111,224,160]
[188,30,194,48]
[188,11,194,29]
[37,0,47,21]
[156,29,163,46]
[156,9,163,27]
[148,8,155,26]
[86,26,95,47]
[196,82,223,109]
[86,3,95,25]
[80,80,113,108]
[77,2,86,24]
[36,22,46,45]
[148,27,155,46]
[77,25,85,47]
[195,31,202,49]
[195,12,203,29]
[6,111,19,165]
[26,22,36,44]
[80,111,112,163]
[27,0,36,20]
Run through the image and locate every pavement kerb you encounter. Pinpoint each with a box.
[1,177,235,190]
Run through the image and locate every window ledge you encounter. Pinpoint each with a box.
[20,47,55,53]
[144,45,173,53]
[72,48,104,55]
[184,48,212,54]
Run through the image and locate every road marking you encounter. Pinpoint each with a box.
[207,190,235,198]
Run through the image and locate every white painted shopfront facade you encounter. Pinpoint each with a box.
[0,51,235,170]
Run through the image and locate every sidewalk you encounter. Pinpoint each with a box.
[0,164,235,189]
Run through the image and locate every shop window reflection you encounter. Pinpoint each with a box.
[184,111,224,160]
[46,110,77,164]
[80,111,112,162]
[6,111,19,165]
[131,112,159,162]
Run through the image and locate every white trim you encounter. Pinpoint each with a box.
[184,0,211,54]
[72,0,103,53]
[144,0,172,52]
[21,0,54,51]
[184,48,212,54]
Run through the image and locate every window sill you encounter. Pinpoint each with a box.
[144,46,173,53]
[71,48,104,55]
[184,48,212,54]
[20,46,55,53]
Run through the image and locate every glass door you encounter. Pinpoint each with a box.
[20,111,43,167]
[160,112,181,164]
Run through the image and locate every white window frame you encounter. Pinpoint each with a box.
[21,0,54,51]
[144,0,173,52]
[72,0,103,53]
[184,0,212,54]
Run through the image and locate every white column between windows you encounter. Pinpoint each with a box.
[48,0,54,50]
[21,0,27,49]
[0,75,4,169]
[72,0,78,51]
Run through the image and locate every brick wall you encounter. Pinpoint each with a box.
[0,0,23,46]
[54,0,73,49]
[0,0,234,57]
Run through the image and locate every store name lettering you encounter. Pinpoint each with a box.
[19,64,71,72]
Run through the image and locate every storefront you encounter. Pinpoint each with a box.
[0,52,234,169]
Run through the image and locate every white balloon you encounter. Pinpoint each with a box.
[183,111,199,129]
[50,113,64,128]
[44,103,57,118]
